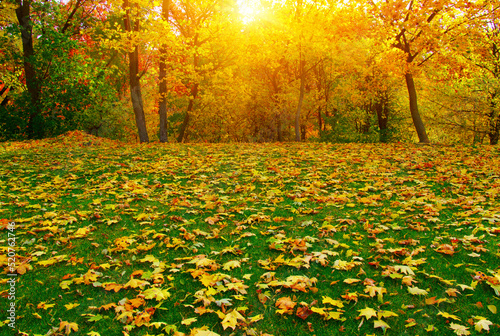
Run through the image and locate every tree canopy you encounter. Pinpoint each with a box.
[1,0,499,144]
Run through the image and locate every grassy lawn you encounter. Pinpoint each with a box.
[1,132,499,336]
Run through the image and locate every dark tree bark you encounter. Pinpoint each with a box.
[158,0,170,143]
[276,112,283,142]
[123,0,149,143]
[374,92,390,143]
[405,73,430,143]
[488,94,500,145]
[15,0,43,138]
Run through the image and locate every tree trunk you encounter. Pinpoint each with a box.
[276,112,283,142]
[158,0,170,143]
[488,97,500,145]
[375,92,389,143]
[128,48,149,143]
[295,59,306,142]
[124,0,149,143]
[16,0,43,139]
[317,107,322,137]
[405,72,429,143]
[177,83,198,143]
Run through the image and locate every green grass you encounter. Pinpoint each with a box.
[0,133,499,336]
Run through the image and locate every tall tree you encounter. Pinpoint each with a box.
[14,0,41,138]
[365,0,486,143]
[158,0,170,143]
[123,0,149,143]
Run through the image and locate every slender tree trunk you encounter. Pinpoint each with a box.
[124,0,149,143]
[295,59,306,142]
[158,0,170,143]
[405,72,429,143]
[16,0,43,139]
[276,112,283,142]
[317,107,322,137]
[488,96,500,145]
[177,83,198,143]
[375,92,389,143]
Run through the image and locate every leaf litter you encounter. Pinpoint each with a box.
[0,132,499,335]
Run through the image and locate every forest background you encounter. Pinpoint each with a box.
[1,0,500,145]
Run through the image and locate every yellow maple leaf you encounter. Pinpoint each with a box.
[191,328,221,336]
[73,227,90,237]
[407,286,428,295]
[358,307,377,320]
[374,319,390,330]
[37,302,55,310]
[438,311,461,321]
[59,321,78,335]
[450,323,470,335]
[124,278,150,289]
[378,310,398,319]
[474,318,493,332]
[221,309,244,330]
[322,296,344,308]
[222,260,241,271]
[328,311,344,320]
[142,287,171,301]
[343,278,361,284]
[64,303,80,310]
[181,317,197,326]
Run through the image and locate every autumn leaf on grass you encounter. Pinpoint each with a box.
[374,319,390,331]
[474,317,493,332]
[322,296,344,308]
[394,265,415,276]
[37,302,55,310]
[64,303,80,310]
[103,283,123,292]
[142,287,171,301]
[446,288,459,297]
[134,310,153,326]
[343,278,361,284]
[181,317,197,326]
[450,323,470,335]
[59,321,78,335]
[191,328,221,336]
[378,310,398,319]
[457,284,474,291]
[425,297,447,305]
[487,305,497,314]
[358,307,377,320]
[124,278,150,289]
[435,244,457,255]
[408,286,428,295]
[296,306,314,320]
[222,260,241,271]
[87,332,101,336]
[438,311,461,321]
[364,285,387,298]
[275,297,296,314]
[73,226,91,238]
[221,309,245,330]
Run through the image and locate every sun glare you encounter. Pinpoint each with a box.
[237,0,262,24]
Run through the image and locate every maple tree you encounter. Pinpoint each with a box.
[362,0,492,144]
[0,0,124,140]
